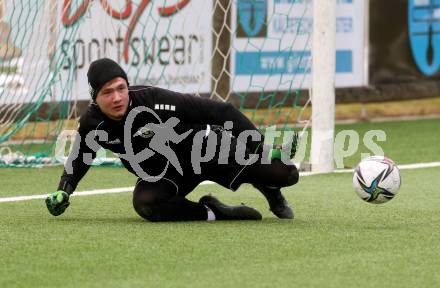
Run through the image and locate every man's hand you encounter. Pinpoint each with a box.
[270,130,299,161]
[45,191,70,216]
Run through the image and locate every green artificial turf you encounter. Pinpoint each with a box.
[1,167,439,288]
[1,118,439,287]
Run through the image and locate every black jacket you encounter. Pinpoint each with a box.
[58,86,262,194]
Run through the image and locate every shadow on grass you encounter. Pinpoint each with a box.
[48,216,300,226]
[43,213,409,231]
[50,216,144,225]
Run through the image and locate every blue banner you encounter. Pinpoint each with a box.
[235,50,352,75]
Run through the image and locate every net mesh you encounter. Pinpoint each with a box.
[0,0,312,167]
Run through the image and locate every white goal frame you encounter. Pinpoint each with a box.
[311,0,336,173]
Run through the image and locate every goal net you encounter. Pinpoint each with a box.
[0,0,322,168]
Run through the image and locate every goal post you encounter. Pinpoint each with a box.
[311,0,336,173]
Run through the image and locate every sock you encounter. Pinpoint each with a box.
[205,205,216,221]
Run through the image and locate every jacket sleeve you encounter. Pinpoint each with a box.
[57,120,97,195]
[151,87,263,151]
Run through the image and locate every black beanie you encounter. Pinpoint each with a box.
[87,58,129,101]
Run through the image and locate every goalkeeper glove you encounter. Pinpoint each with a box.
[268,130,299,161]
[45,191,70,216]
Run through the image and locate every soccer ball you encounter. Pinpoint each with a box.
[352,156,401,204]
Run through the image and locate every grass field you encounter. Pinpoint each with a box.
[1,118,440,288]
[297,117,440,167]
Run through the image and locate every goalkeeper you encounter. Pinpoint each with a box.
[46,58,299,221]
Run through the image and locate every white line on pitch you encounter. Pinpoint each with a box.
[331,161,440,174]
[1,162,440,203]
[0,181,213,203]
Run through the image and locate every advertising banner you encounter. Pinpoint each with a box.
[61,0,212,99]
[370,0,440,83]
[231,0,366,92]
[0,0,212,104]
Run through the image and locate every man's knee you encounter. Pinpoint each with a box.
[287,165,299,186]
[133,198,163,222]
[273,161,299,187]
[132,180,175,222]
[132,191,164,222]
[134,203,154,221]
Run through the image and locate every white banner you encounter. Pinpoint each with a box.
[0,0,212,104]
[231,0,366,92]
[61,0,212,100]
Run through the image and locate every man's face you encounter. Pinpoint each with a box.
[95,77,129,121]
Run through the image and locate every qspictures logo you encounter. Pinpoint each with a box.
[408,0,440,76]
[54,105,389,183]
[237,0,267,38]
